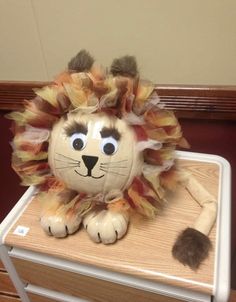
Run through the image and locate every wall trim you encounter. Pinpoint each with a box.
[156,84,236,120]
[1,81,236,120]
[0,81,48,111]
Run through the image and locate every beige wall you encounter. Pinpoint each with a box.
[0,0,236,85]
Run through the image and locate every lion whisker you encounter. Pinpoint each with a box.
[55,158,80,164]
[100,165,127,169]
[55,165,79,170]
[55,153,79,163]
[100,159,128,165]
[100,168,126,177]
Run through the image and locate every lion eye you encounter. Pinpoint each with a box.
[100,137,118,155]
[70,133,87,151]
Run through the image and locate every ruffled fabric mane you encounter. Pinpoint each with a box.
[8,68,189,218]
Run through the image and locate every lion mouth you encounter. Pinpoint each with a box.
[74,155,105,179]
[74,170,105,179]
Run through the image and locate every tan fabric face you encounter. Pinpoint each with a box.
[48,112,143,195]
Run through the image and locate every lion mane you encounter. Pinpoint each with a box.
[8,50,188,218]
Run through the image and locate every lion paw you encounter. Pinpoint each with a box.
[83,210,129,244]
[40,213,82,238]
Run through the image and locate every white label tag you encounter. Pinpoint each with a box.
[13,226,30,237]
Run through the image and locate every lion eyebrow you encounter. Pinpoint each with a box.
[100,127,121,140]
[64,121,88,136]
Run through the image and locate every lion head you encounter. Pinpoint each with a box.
[8,50,188,219]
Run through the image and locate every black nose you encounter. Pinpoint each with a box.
[82,155,98,172]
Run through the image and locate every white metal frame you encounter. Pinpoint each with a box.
[0,186,37,302]
[25,284,89,302]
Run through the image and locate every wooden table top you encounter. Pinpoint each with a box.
[5,159,219,295]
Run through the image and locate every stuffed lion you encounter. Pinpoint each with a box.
[8,50,217,270]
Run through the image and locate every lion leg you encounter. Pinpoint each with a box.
[83,208,129,244]
[40,190,82,238]
[172,174,217,269]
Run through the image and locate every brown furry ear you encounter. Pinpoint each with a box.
[172,228,212,270]
[68,49,94,72]
[110,55,138,78]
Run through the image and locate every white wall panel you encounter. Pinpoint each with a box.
[32,0,236,85]
[0,0,48,81]
[1,0,236,84]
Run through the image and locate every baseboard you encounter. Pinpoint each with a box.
[0,81,48,111]
[1,81,236,120]
[156,84,236,120]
